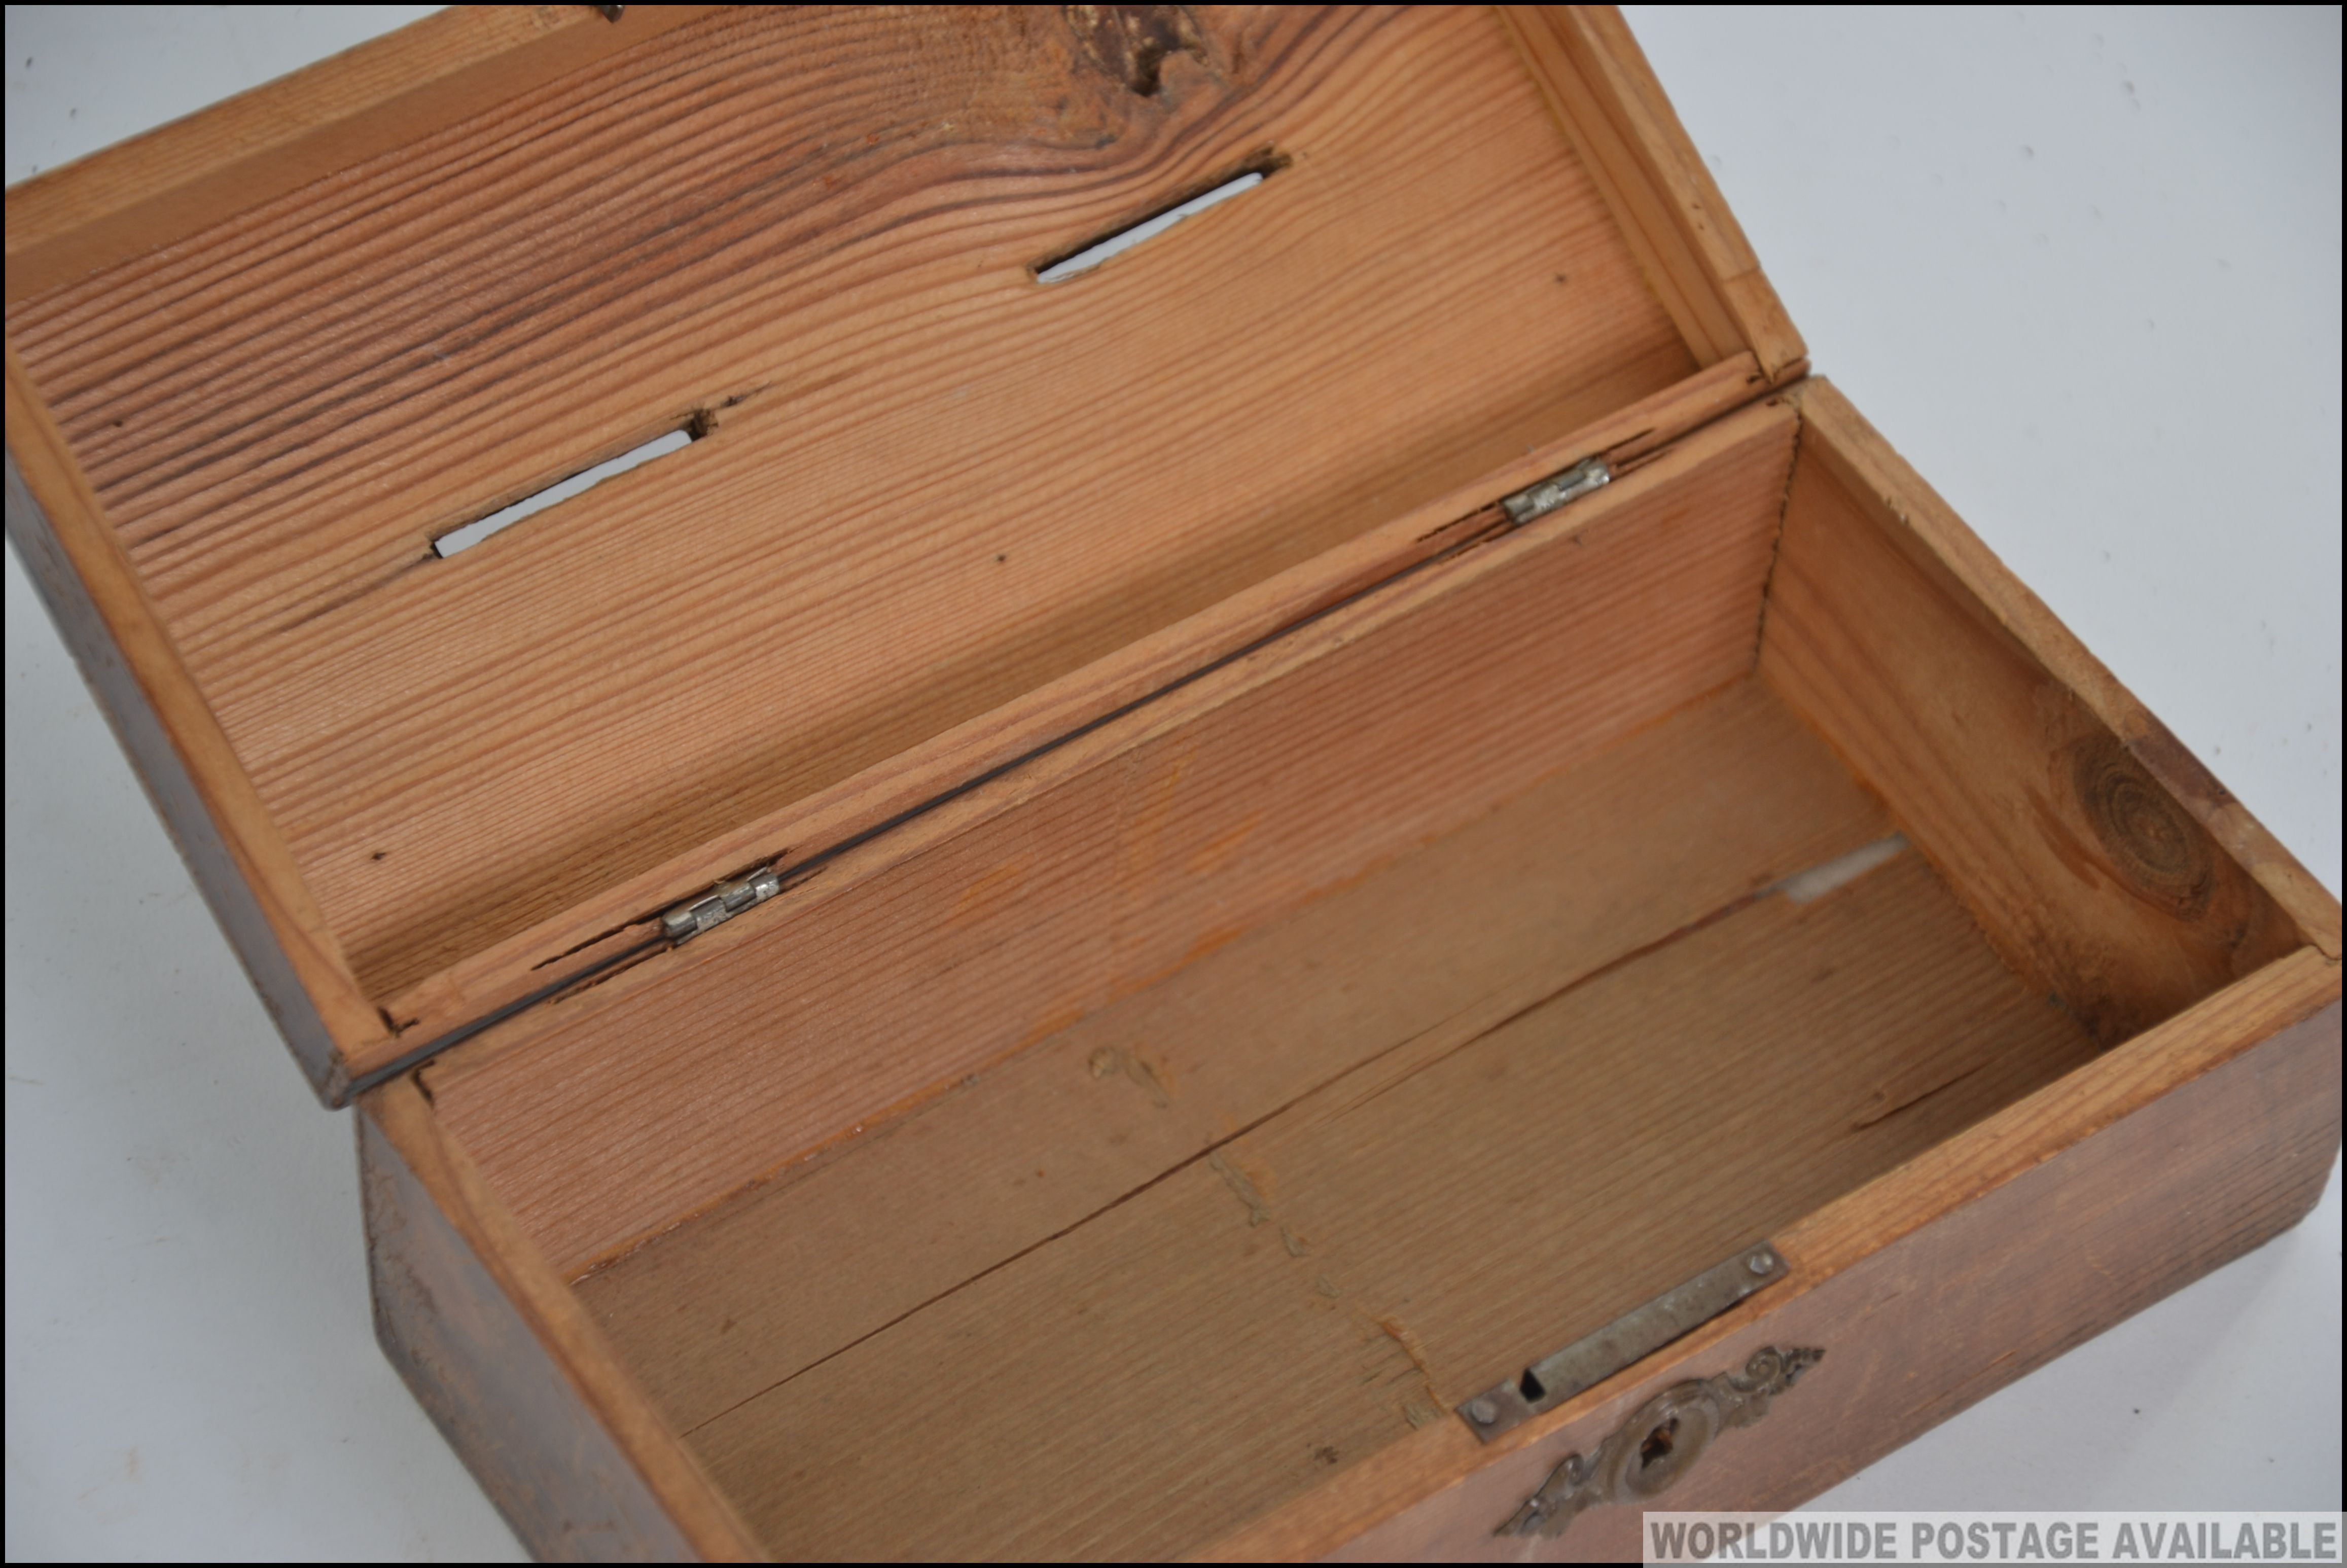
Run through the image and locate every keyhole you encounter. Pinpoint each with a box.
[1639,1417,1679,1471]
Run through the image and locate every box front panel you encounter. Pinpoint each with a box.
[1277,978,2341,1561]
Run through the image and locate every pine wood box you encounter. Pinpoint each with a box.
[5,6,2338,1560]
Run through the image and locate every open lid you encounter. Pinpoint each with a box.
[3,4,1799,1101]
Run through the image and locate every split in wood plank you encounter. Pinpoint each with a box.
[665,822,2094,1559]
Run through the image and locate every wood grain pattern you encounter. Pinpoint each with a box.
[16,10,2336,1559]
[373,349,1773,1057]
[358,1077,761,1562]
[580,678,1892,1433]
[3,6,724,302]
[424,400,1796,1277]
[1224,951,2338,1562]
[3,349,383,1096]
[5,442,357,1095]
[1761,383,2315,1045]
[9,4,1699,1006]
[1192,378,2343,1561]
[1781,381,2340,961]
[674,841,2094,1560]
[1497,5,1804,379]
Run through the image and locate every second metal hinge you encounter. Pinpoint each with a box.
[1500,455,1611,526]
[661,865,783,945]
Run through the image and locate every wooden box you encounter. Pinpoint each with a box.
[6,6,2337,1560]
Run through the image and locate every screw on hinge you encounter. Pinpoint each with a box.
[593,4,624,20]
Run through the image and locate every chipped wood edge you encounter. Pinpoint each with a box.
[369,353,1776,1063]
[1194,945,2342,1560]
[4,346,385,1100]
[5,5,727,304]
[1786,378,2341,959]
[363,1075,766,1562]
[1495,4,1807,379]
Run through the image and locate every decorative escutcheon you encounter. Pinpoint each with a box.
[1496,1345,1826,1539]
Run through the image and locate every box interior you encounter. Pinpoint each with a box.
[416,399,2306,1560]
[577,689,2094,1561]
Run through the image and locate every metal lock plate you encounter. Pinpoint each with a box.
[1459,1241,1789,1442]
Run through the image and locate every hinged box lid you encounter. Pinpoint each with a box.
[3,4,1801,1102]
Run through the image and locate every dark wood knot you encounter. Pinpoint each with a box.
[2070,734,2213,918]
[1064,4,1209,96]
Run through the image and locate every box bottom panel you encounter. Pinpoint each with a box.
[577,677,2102,1559]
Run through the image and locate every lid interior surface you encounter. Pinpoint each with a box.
[6,4,1700,1003]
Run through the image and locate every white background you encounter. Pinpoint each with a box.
[5,6,2339,1560]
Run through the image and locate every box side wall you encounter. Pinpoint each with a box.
[1760,383,2333,1049]
[4,353,383,1099]
[358,1081,761,1562]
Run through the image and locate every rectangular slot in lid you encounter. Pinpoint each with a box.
[1034,155,1281,282]
[3,4,1792,1096]
[431,424,699,559]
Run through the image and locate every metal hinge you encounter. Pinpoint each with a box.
[1500,455,1610,526]
[661,866,783,945]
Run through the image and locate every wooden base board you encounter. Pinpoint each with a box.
[576,679,2100,1560]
